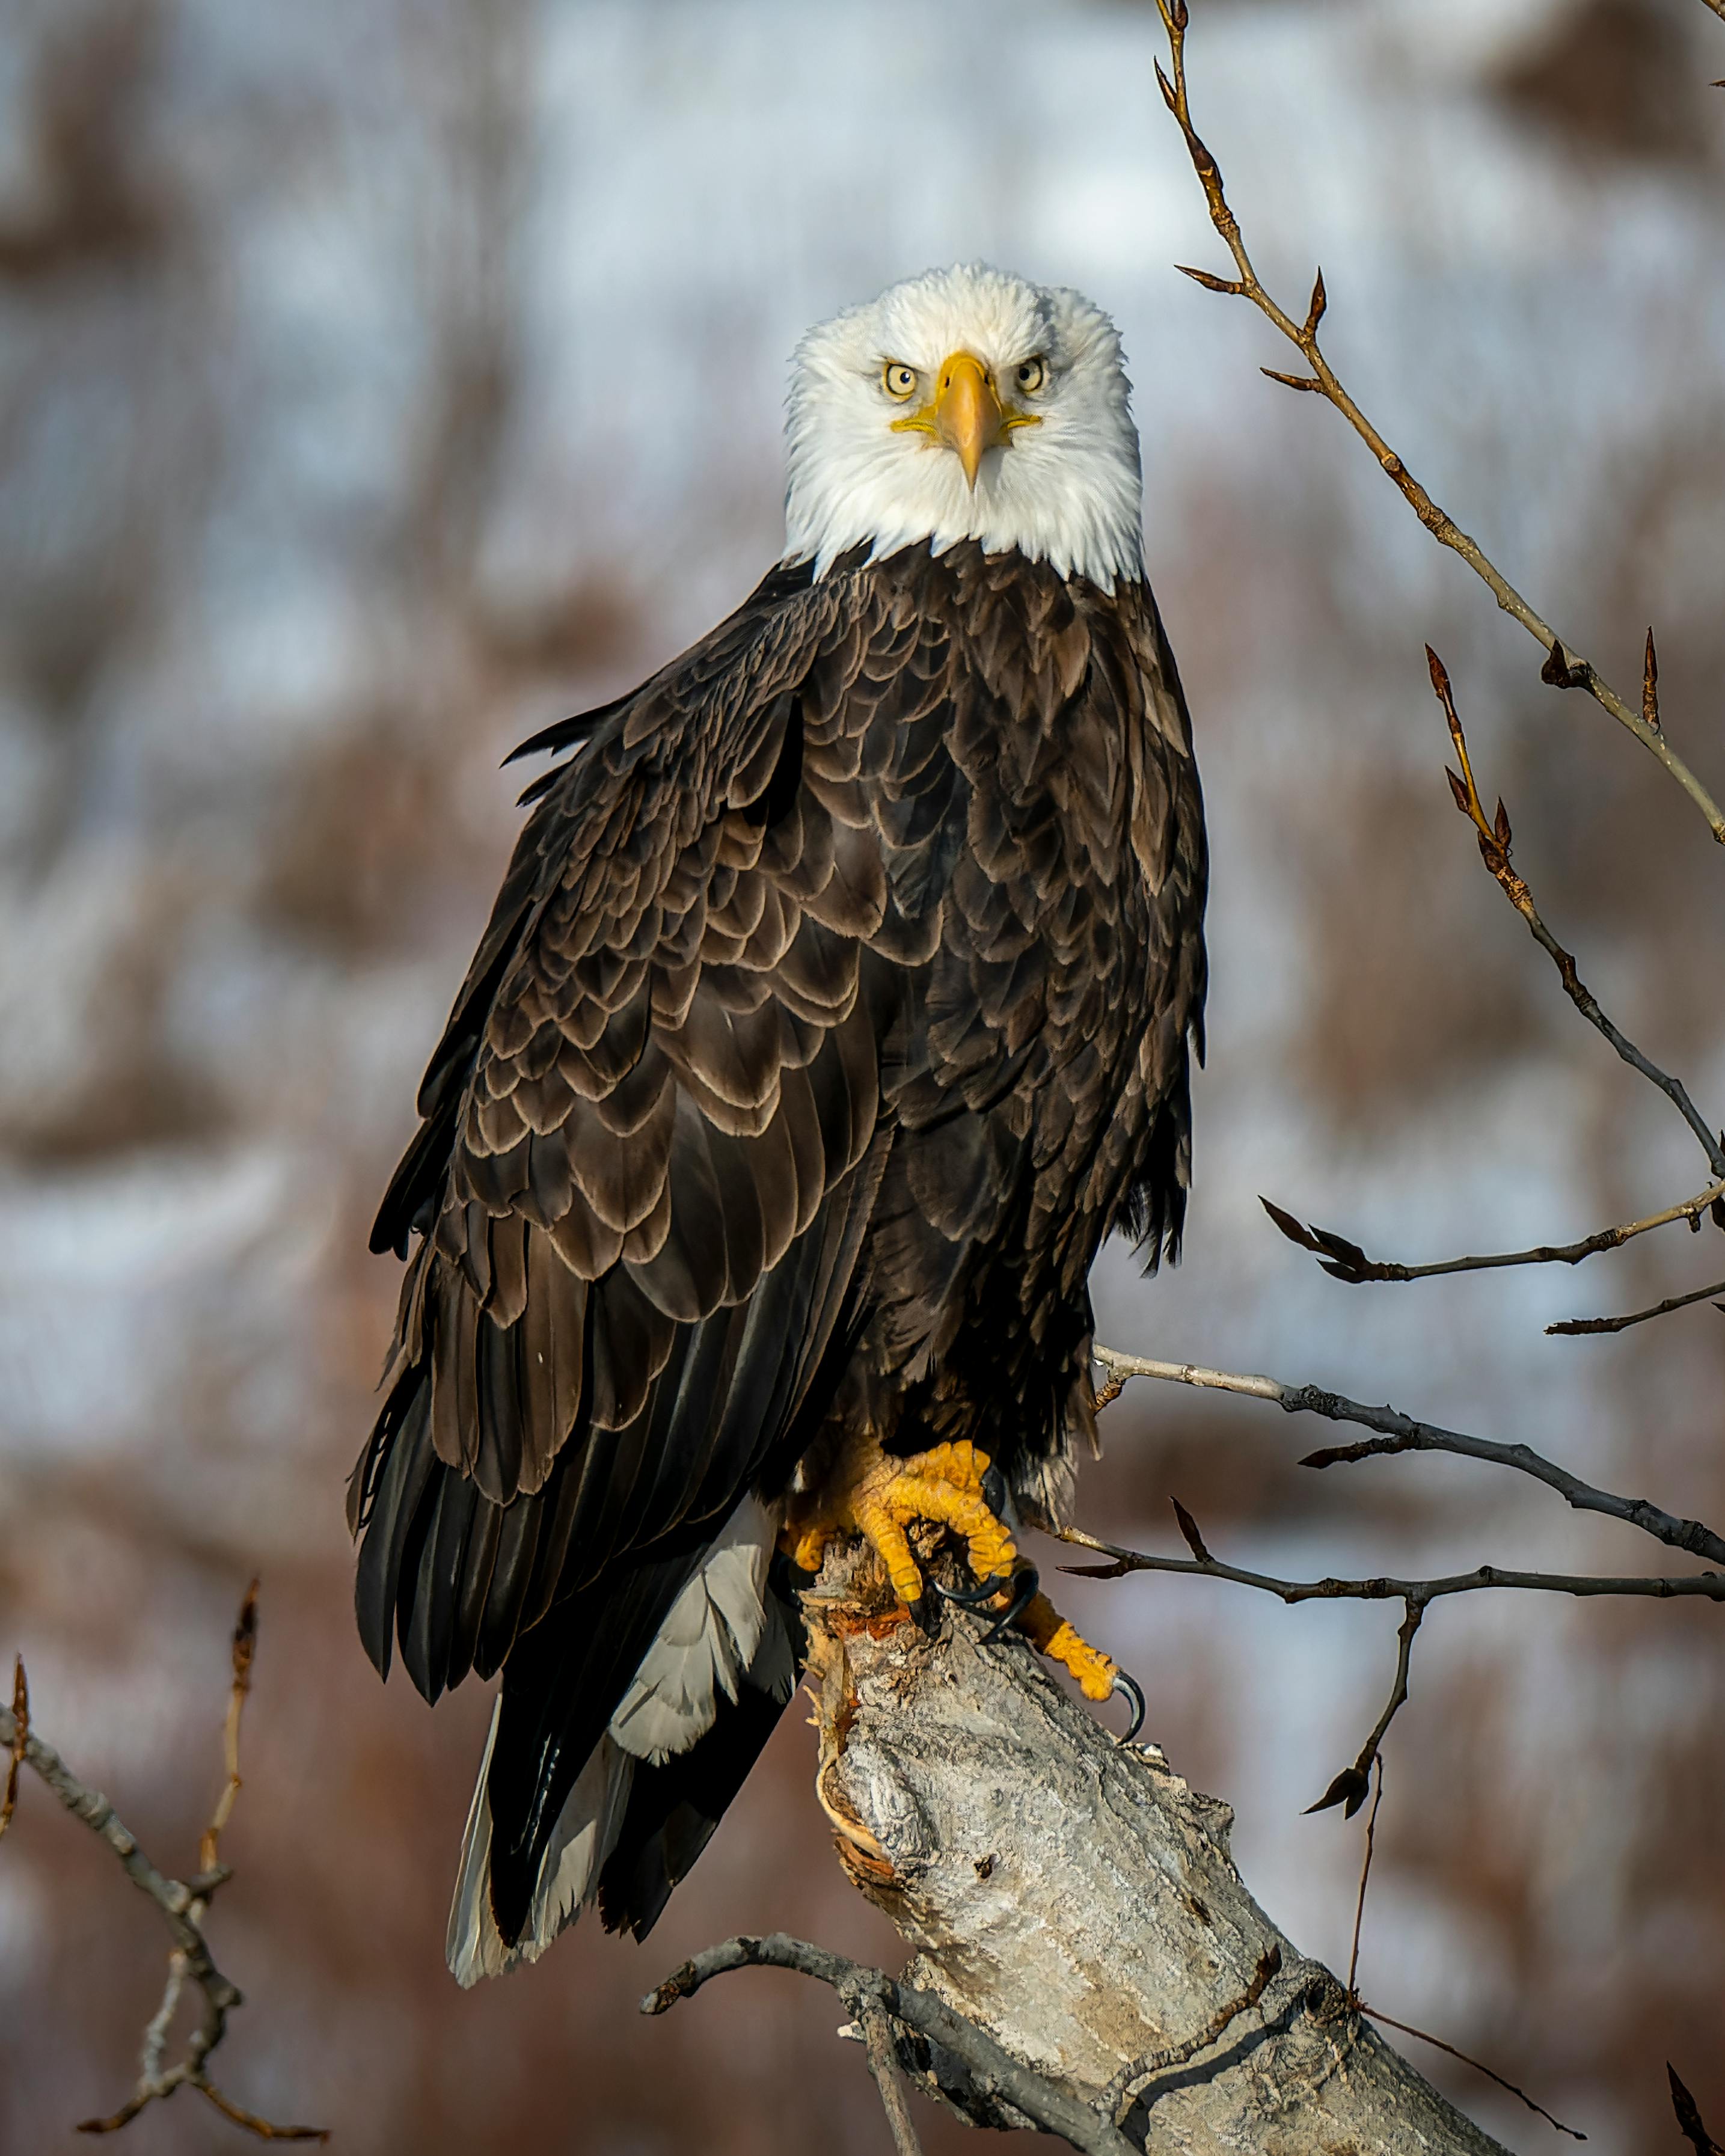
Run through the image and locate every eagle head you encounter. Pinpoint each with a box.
[783,263,1144,592]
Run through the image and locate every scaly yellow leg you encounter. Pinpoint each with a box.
[1016,1591,1116,1700]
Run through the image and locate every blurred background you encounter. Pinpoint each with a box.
[1,0,1723,2148]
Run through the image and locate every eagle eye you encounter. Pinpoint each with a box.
[882,361,919,401]
[1015,356,1048,395]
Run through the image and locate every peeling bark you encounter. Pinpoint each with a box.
[801,1566,1510,2155]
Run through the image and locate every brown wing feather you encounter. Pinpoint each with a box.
[351,551,902,1706]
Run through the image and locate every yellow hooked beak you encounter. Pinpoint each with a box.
[932,350,1005,490]
[891,349,1038,489]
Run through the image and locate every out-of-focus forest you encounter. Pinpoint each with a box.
[1,0,1722,2149]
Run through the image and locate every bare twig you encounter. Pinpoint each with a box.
[1346,1758,1383,2000]
[201,1579,258,1878]
[858,1995,927,2156]
[1059,1504,1723,1813]
[1151,0,1725,840]
[0,1586,325,2142]
[1261,1178,1725,1287]
[1312,1608,1422,1818]
[642,1932,1135,2156]
[1102,1943,1281,2122]
[1333,1750,1584,2140]
[1058,1524,1725,1611]
[1427,649,1725,1178]
[1358,2007,1586,2140]
[0,1657,25,1843]
[1548,1277,1725,1336]
[126,1580,268,2123]
[1090,1344,1725,1568]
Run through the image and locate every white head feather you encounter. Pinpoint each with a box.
[783,263,1144,593]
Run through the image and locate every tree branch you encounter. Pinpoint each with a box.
[0,1584,325,2142]
[1261,1177,1725,1287]
[1548,1276,1725,1336]
[1151,0,1725,841]
[1058,1500,1725,1813]
[643,1931,1135,2156]
[1058,1527,1725,1612]
[858,1994,928,2156]
[737,1561,1515,2154]
[1427,648,1725,1177]
[1090,1346,1725,1567]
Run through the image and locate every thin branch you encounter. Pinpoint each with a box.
[642,1932,1136,2156]
[201,1580,257,1877]
[1332,1740,1584,2144]
[1151,0,1725,841]
[1091,1344,1725,1568]
[1358,2006,1586,2140]
[133,1579,263,2111]
[1346,1758,1383,2001]
[0,1587,325,2142]
[1059,1504,1724,1813]
[1548,1276,1725,1336]
[1309,1607,1423,1818]
[1427,649,1725,1178]
[1102,1943,1281,2123]
[858,1995,927,2156]
[1261,1177,1725,1287]
[1057,1527,1725,1612]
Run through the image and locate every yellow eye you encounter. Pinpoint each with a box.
[882,361,919,401]
[1014,356,1047,395]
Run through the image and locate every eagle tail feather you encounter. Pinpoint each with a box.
[451,1504,803,1976]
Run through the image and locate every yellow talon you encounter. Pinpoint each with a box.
[1016,1592,1118,1701]
[787,1523,836,1575]
[780,1435,1014,1617]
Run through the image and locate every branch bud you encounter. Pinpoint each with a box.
[1175,262,1243,295]
[1302,266,1328,340]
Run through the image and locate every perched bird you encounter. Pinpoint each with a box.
[349,263,1207,1983]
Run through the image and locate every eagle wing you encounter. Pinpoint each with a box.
[351,557,898,1666]
[350,557,933,1942]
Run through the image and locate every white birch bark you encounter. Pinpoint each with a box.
[801,1570,1511,2155]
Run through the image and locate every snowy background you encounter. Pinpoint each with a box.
[2,0,1724,2149]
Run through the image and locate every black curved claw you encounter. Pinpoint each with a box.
[1110,1668,1147,1747]
[981,1463,1008,1518]
[980,1565,1040,1646]
[905,1594,941,1637]
[940,1570,1012,1607]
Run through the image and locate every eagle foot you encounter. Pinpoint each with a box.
[783,1438,1019,1628]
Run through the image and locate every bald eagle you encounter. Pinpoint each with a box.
[349,263,1207,1983]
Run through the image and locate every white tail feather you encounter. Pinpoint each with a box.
[445,1706,634,1986]
[608,1495,780,1763]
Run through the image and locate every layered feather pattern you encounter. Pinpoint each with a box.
[351,537,1206,1957]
